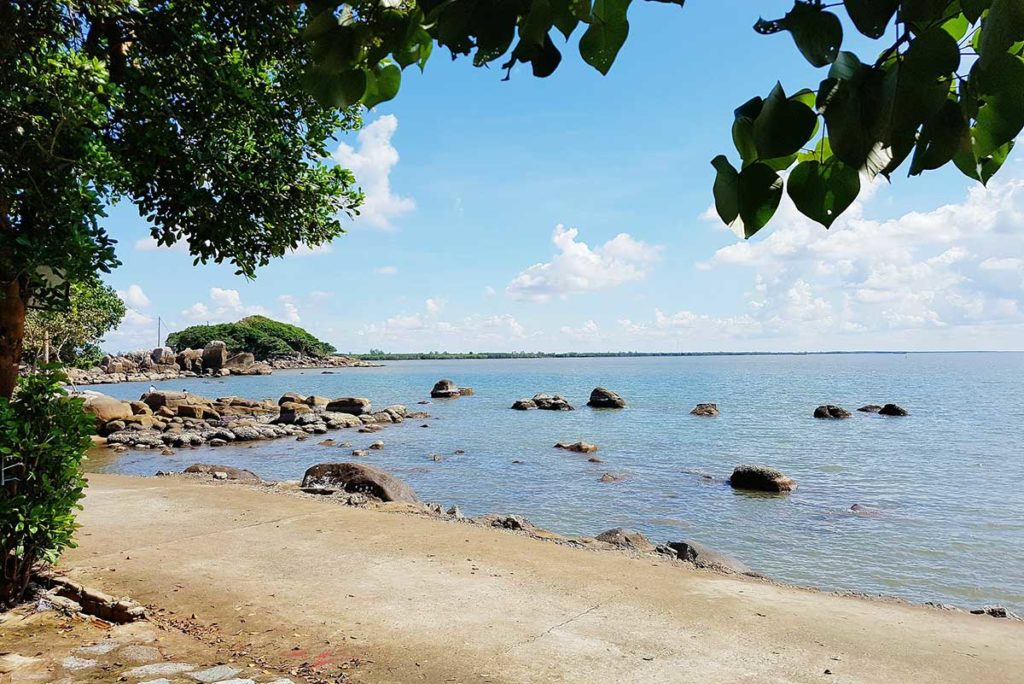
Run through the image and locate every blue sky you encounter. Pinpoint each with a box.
[103,1,1024,353]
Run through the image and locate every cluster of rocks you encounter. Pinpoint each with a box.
[815,403,908,418]
[690,403,720,417]
[85,389,413,450]
[430,378,474,398]
[511,393,575,411]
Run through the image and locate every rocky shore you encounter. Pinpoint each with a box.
[65,341,378,386]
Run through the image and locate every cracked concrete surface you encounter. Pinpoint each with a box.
[59,474,1024,683]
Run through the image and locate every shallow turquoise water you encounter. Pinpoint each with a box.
[88,353,1024,611]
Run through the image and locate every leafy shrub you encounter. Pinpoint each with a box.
[166,315,336,359]
[0,368,92,608]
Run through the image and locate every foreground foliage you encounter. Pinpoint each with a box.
[0,369,92,608]
[23,280,126,368]
[166,315,337,359]
[297,0,1023,235]
[0,0,364,397]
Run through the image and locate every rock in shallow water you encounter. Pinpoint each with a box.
[587,387,626,409]
[813,405,851,419]
[878,403,908,416]
[728,464,797,492]
[690,403,720,417]
[430,378,461,398]
[554,441,599,453]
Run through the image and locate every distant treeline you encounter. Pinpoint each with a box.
[351,350,917,361]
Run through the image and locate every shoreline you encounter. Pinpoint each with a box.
[58,473,1024,682]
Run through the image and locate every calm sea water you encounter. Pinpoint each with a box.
[86,353,1024,612]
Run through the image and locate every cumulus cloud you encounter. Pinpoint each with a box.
[506,224,662,302]
[375,265,398,275]
[278,295,301,323]
[425,297,446,316]
[117,284,151,309]
[333,115,414,229]
[357,298,528,350]
[182,288,267,322]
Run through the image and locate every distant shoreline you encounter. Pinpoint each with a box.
[350,350,1018,361]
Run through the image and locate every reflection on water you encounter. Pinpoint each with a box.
[86,353,1024,611]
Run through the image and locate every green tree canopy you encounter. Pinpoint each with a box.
[297,0,1023,237]
[166,315,337,360]
[0,0,364,396]
[23,279,125,366]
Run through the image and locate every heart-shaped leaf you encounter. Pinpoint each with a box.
[787,158,861,227]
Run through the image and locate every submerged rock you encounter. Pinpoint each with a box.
[511,399,537,410]
[813,405,851,419]
[587,387,626,409]
[661,540,750,574]
[595,528,654,552]
[857,404,882,413]
[879,403,908,416]
[430,379,461,398]
[728,464,797,492]
[300,462,418,502]
[554,441,599,453]
[599,472,628,483]
[690,403,720,417]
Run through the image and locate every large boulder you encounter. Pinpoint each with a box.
[690,403,720,417]
[183,464,260,482]
[202,340,228,371]
[587,387,626,409]
[278,392,306,406]
[595,528,654,553]
[857,404,882,413]
[326,397,371,415]
[142,390,193,411]
[82,395,134,426]
[151,347,175,365]
[430,379,461,398]
[511,399,537,410]
[278,401,311,424]
[176,348,204,373]
[554,441,599,453]
[879,403,908,416]
[728,465,797,492]
[662,540,750,574]
[300,462,418,503]
[225,352,255,369]
[813,404,851,419]
[532,393,574,411]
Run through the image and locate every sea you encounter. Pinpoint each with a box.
[84,352,1024,612]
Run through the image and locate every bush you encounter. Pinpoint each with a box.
[0,368,92,608]
[165,315,336,359]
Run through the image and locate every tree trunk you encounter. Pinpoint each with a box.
[0,278,26,398]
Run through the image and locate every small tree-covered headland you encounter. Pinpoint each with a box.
[167,316,336,361]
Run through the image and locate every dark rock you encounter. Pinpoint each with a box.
[814,405,851,419]
[278,392,306,406]
[690,403,720,417]
[202,341,228,370]
[595,528,654,552]
[588,456,603,463]
[476,514,533,531]
[511,399,537,410]
[599,472,627,483]
[587,387,625,409]
[277,401,311,424]
[554,441,599,453]
[970,605,1010,618]
[183,464,260,482]
[430,379,461,398]
[878,403,908,416]
[300,462,418,502]
[662,540,750,574]
[857,404,882,413]
[728,465,797,492]
[326,397,371,415]
[532,393,574,411]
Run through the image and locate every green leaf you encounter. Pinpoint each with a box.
[302,66,367,108]
[971,53,1024,157]
[941,14,970,42]
[979,0,1024,69]
[550,0,582,39]
[732,96,763,166]
[781,5,843,68]
[521,0,553,46]
[531,34,563,77]
[901,0,948,23]
[962,0,992,23]
[361,63,401,108]
[954,138,1014,184]
[579,0,631,74]
[753,82,819,160]
[843,0,898,39]
[787,158,860,228]
[710,155,740,225]
[737,162,784,237]
[903,26,961,78]
[909,99,967,174]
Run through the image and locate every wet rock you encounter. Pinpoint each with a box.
[857,404,882,413]
[326,397,371,415]
[814,405,851,419]
[587,387,626,409]
[300,462,418,502]
[208,438,227,447]
[970,605,1012,618]
[728,464,797,492]
[595,528,654,552]
[511,399,537,410]
[599,472,628,483]
[430,378,462,398]
[554,441,599,453]
[662,540,750,574]
[588,456,604,463]
[690,403,720,417]
[458,387,475,396]
[183,464,260,482]
[319,439,336,446]
[879,403,908,416]
[351,449,369,457]
[369,440,384,450]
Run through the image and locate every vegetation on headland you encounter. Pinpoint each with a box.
[167,316,336,360]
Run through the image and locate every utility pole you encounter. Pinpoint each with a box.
[157,317,162,348]
[42,331,49,364]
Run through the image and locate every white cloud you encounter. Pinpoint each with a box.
[506,224,662,302]
[182,288,268,323]
[134,236,189,253]
[559,319,601,342]
[278,295,301,323]
[357,311,528,350]
[210,287,242,310]
[484,286,496,297]
[182,302,211,321]
[375,265,398,275]
[118,284,151,309]
[333,115,414,229]
[425,297,446,316]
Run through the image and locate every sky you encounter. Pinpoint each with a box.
[102,1,1024,354]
